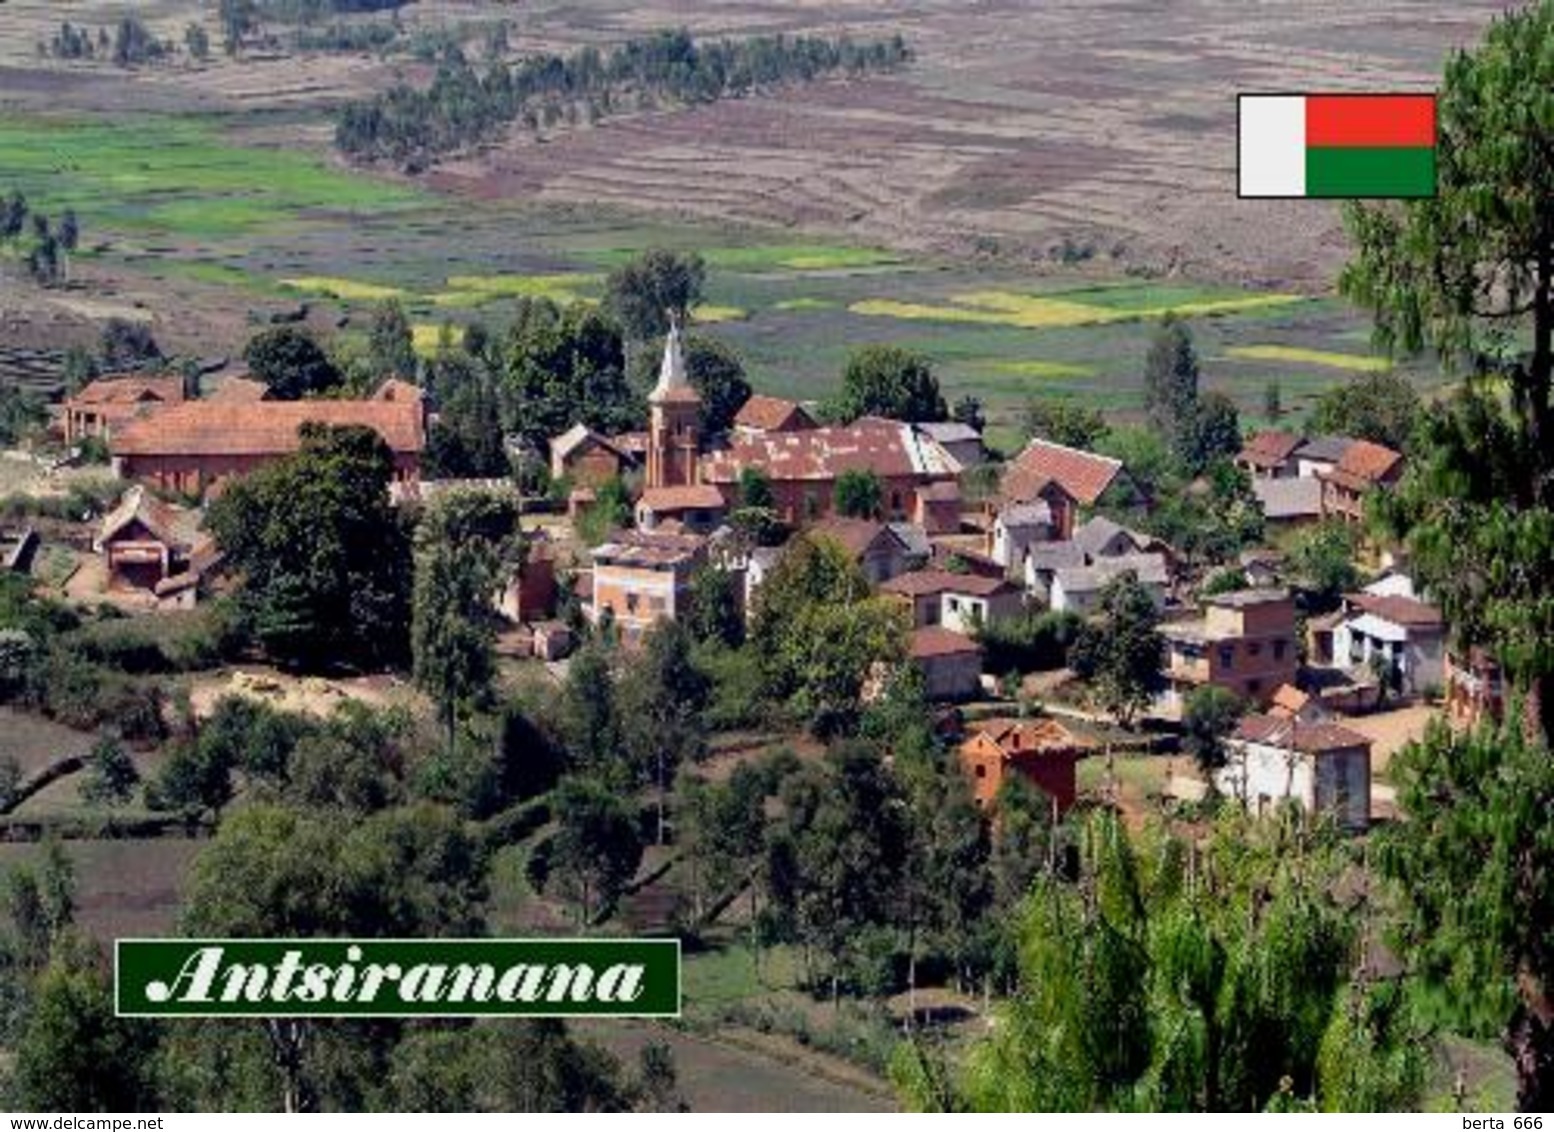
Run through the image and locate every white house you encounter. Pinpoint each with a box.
[990,501,1056,572]
[1215,714,1372,831]
[1049,553,1168,616]
[880,569,1025,634]
[1331,592,1445,696]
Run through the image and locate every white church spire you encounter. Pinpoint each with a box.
[650,314,696,402]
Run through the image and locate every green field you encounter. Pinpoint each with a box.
[0,110,1439,441]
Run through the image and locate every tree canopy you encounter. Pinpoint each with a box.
[832,345,947,424]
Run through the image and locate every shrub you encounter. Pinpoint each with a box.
[977,609,1084,674]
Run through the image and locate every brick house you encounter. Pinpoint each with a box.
[589,529,708,638]
[957,717,1091,812]
[699,418,962,526]
[880,569,1024,633]
[636,484,729,534]
[94,485,204,594]
[732,394,817,438]
[908,626,983,700]
[550,424,635,488]
[110,390,426,498]
[1235,430,1304,479]
[1444,646,1504,727]
[1320,440,1404,524]
[1216,714,1373,831]
[807,516,916,585]
[1161,588,1299,710]
[62,374,186,445]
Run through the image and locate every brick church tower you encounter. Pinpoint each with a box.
[646,318,701,489]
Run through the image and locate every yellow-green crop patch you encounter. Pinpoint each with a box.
[435,272,602,307]
[850,290,1304,330]
[977,359,1095,379]
[1226,345,1391,372]
[693,304,748,323]
[282,276,406,302]
[772,297,837,312]
[412,323,465,356]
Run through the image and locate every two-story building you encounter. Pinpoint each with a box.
[880,569,1024,633]
[1320,440,1405,524]
[1160,588,1298,710]
[807,516,915,585]
[957,717,1091,813]
[588,529,709,639]
[1216,714,1372,831]
[1331,591,1445,696]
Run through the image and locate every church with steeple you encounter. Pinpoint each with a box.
[645,317,702,490]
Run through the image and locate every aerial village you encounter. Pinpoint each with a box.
[7,312,1484,839]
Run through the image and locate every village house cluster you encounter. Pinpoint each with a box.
[46,326,1502,835]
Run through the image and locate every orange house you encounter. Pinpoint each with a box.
[956,718,1092,813]
[62,374,186,445]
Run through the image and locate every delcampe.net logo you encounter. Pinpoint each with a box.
[114,938,681,1018]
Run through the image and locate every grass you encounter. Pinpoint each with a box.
[585,242,901,273]
[1226,344,1392,372]
[434,271,602,307]
[772,297,837,312]
[0,114,423,240]
[975,359,1095,380]
[693,303,748,323]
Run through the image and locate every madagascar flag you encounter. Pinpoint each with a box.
[1237,93,1436,199]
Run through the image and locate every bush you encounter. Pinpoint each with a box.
[977,609,1084,674]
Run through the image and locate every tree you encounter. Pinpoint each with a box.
[617,620,709,844]
[368,297,417,379]
[952,395,986,433]
[603,248,706,342]
[1339,3,1554,741]
[833,345,946,423]
[1181,685,1244,779]
[1379,714,1554,1110]
[207,424,412,671]
[557,643,619,776]
[501,300,641,448]
[686,335,749,434]
[833,468,883,518]
[411,493,515,746]
[99,318,161,370]
[11,951,160,1111]
[1,191,27,243]
[1264,380,1284,422]
[684,564,743,648]
[243,326,342,400]
[750,533,909,736]
[1069,571,1163,728]
[910,810,1420,1112]
[79,735,139,807]
[1022,400,1108,451]
[1143,315,1200,458]
[185,21,211,60]
[1306,371,1421,452]
[1286,520,1359,613]
[548,776,643,925]
[1184,390,1242,474]
[56,209,78,285]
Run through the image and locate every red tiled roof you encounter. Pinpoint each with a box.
[111,399,425,457]
[1330,439,1403,485]
[917,480,961,502]
[638,484,727,512]
[1003,439,1122,506]
[99,486,199,552]
[69,374,185,407]
[880,569,1018,599]
[1238,430,1304,468]
[1233,714,1371,753]
[1268,684,1312,718]
[1346,593,1443,629]
[592,529,707,569]
[700,420,960,484]
[971,717,1092,757]
[808,516,896,560]
[733,394,815,433]
[909,626,982,659]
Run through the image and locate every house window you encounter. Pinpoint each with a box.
[1247,641,1261,658]
[1218,644,1234,669]
[626,593,639,615]
[1273,639,1287,661]
[1247,679,1261,696]
[974,764,986,779]
[948,597,960,613]
[891,491,903,514]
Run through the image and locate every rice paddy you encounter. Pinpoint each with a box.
[849,289,1304,330]
[1226,345,1392,372]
